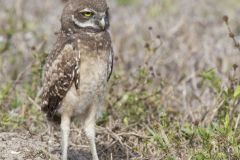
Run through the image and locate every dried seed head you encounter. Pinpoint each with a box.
[156,35,161,39]
[233,64,238,71]
[229,32,235,38]
[145,43,150,49]
[235,43,240,48]
[31,46,36,50]
[149,66,153,71]
[148,26,153,30]
[223,15,229,23]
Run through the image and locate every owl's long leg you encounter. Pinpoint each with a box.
[61,114,71,160]
[84,107,99,160]
[48,122,54,145]
[47,122,54,155]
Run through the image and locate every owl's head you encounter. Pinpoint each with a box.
[61,0,110,33]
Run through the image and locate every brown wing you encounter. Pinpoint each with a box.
[41,44,80,123]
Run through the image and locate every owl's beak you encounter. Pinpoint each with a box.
[99,17,106,30]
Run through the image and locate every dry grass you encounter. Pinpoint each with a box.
[0,0,240,159]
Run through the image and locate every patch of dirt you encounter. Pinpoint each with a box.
[0,130,134,160]
[0,132,92,160]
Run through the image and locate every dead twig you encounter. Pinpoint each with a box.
[117,132,150,139]
[27,96,41,110]
[223,15,240,52]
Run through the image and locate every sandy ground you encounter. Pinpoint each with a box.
[0,132,93,160]
[0,128,134,160]
[0,132,57,160]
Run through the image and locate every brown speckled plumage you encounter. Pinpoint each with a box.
[41,30,112,124]
[40,0,113,159]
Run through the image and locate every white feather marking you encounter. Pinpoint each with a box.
[71,15,97,28]
[64,44,73,51]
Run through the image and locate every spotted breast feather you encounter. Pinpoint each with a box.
[41,44,80,124]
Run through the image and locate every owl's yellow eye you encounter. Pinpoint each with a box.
[81,12,94,17]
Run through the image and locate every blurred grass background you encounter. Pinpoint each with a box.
[0,0,240,159]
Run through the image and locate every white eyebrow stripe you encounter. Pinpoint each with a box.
[80,8,93,12]
[71,15,97,28]
[80,8,106,15]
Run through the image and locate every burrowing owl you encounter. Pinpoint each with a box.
[41,0,113,159]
